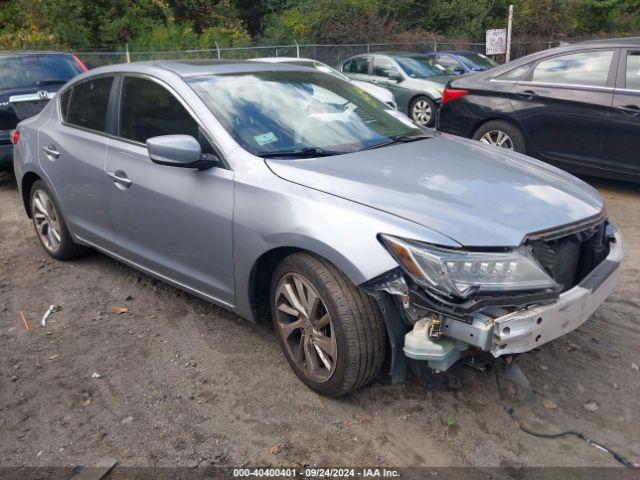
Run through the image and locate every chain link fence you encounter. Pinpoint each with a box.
[75,40,563,69]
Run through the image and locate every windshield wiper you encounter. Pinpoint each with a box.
[358,133,433,152]
[259,146,347,159]
[36,79,67,86]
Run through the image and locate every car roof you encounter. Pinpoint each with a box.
[0,50,74,57]
[576,36,640,47]
[250,57,317,63]
[81,59,316,79]
[429,51,482,55]
[370,52,431,57]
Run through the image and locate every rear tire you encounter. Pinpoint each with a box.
[271,253,387,397]
[30,180,85,260]
[409,96,436,127]
[473,120,526,153]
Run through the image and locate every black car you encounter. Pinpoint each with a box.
[437,38,640,182]
[1,52,87,167]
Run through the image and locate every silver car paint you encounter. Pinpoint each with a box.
[14,61,605,324]
[266,133,603,247]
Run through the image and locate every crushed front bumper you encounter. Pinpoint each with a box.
[491,231,622,356]
[400,231,622,370]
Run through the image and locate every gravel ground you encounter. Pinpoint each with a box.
[1,168,639,469]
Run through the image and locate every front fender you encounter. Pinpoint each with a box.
[230,159,460,321]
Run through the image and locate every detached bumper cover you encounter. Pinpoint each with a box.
[491,232,623,356]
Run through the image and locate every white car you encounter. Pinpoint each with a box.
[250,57,398,109]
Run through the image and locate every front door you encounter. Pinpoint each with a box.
[104,75,235,305]
[342,55,373,83]
[370,56,405,98]
[605,49,640,174]
[510,49,616,168]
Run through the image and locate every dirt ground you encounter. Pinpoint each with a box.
[1,168,639,470]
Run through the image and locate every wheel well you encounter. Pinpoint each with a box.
[249,247,302,324]
[471,117,521,138]
[21,172,41,218]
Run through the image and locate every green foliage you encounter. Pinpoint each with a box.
[0,0,638,51]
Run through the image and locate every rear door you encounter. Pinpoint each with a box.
[342,55,373,83]
[38,75,115,244]
[510,49,616,167]
[606,49,640,173]
[104,75,235,304]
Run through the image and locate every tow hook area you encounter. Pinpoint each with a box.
[403,318,468,371]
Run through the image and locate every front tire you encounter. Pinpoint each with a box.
[473,120,526,153]
[271,253,387,397]
[410,96,436,127]
[30,180,85,260]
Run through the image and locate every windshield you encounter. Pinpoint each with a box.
[0,55,84,91]
[188,71,422,157]
[459,52,497,71]
[395,56,447,78]
[288,60,350,81]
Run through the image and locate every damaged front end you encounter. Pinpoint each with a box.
[365,215,622,382]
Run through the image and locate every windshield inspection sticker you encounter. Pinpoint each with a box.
[254,132,278,145]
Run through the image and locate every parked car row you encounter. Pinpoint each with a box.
[437,37,640,182]
[12,55,621,396]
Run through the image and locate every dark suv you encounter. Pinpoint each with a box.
[437,38,640,182]
[1,52,87,167]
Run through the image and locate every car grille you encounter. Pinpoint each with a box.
[528,219,610,292]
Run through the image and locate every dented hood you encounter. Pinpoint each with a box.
[265,134,603,247]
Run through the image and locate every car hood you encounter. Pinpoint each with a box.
[265,134,603,247]
[352,80,395,104]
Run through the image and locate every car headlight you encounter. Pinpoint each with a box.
[379,234,558,299]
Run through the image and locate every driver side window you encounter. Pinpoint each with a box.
[346,57,371,75]
[373,58,400,78]
[436,54,463,73]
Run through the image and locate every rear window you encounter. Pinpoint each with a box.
[0,55,84,91]
[63,77,113,132]
[532,50,614,87]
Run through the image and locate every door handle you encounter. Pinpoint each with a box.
[515,90,538,100]
[616,104,640,116]
[42,146,60,159]
[106,170,132,188]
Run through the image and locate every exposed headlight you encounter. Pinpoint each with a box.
[379,235,558,299]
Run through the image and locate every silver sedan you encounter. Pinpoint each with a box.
[12,61,621,396]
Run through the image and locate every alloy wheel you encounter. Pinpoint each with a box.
[411,99,432,125]
[479,130,514,149]
[274,273,337,383]
[32,189,62,253]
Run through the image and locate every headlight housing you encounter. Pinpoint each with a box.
[379,235,558,299]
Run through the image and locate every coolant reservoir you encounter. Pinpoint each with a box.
[404,319,467,371]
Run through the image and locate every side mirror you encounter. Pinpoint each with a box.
[389,71,403,82]
[147,135,218,170]
[452,67,466,75]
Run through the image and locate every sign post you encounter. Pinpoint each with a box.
[506,4,514,62]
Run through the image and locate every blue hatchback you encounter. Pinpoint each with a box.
[422,51,498,75]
